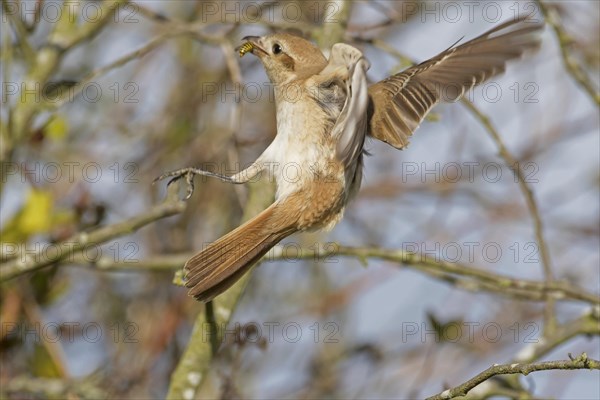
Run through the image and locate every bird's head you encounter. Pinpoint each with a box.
[237,33,328,85]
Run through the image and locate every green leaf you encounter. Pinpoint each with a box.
[45,115,69,141]
[20,189,54,234]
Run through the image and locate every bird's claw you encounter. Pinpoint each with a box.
[153,168,197,200]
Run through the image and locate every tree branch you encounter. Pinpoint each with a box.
[2,375,107,400]
[166,30,264,400]
[536,0,600,106]
[2,0,35,63]
[43,24,233,111]
[8,0,128,159]
[56,245,599,306]
[425,353,599,400]
[0,183,186,281]
[461,99,558,335]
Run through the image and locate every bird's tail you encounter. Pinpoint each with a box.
[184,201,298,302]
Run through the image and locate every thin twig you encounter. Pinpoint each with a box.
[1,0,36,63]
[205,301,219,356]
[9,0,128,151]
[220,40,249,207]
[58,245,599,306]
[132,2,172,23]
[163,28,250,400]
[0,183,186,281]
[3,376,107,399]
[425,353,599,400]
[43,32,175,111]
[513,312,600,363]
[44,26,229,111]
[536,0,600,106]
[482,311,600,396]
[461,99,557,335]
[273,245,596,305]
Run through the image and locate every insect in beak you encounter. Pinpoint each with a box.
[237,42,254,58]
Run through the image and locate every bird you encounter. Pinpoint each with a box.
[155,16,544,302]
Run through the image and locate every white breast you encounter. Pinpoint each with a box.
[260,99,337,200]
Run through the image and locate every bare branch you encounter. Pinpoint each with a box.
[9,0,128,156]
[425,353,599,400]
[537,0,600,106]
[461,99,557,334]
[60,245,600,306]
[0,183,186,281]
[1,0,35,62]
[44,25,232,111]
[2,375,107,400]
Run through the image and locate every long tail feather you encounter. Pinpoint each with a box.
[184,202,297,302]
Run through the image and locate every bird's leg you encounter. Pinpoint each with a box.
[153,162,263,200]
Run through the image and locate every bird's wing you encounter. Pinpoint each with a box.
[317,43,371,169]
[367,16,544,149]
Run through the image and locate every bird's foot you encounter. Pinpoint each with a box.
[153,167,235,200]
[153,167,201,200]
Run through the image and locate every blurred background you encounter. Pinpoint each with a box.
[1,1,599,399]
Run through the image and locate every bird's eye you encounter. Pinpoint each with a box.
[272,43,282,55]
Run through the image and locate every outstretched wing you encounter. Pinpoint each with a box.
[368,16,544,149]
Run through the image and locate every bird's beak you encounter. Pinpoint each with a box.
[237,36,267,58]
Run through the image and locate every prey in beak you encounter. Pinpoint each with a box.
[236,36,266,58]
[237,42,254,57]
